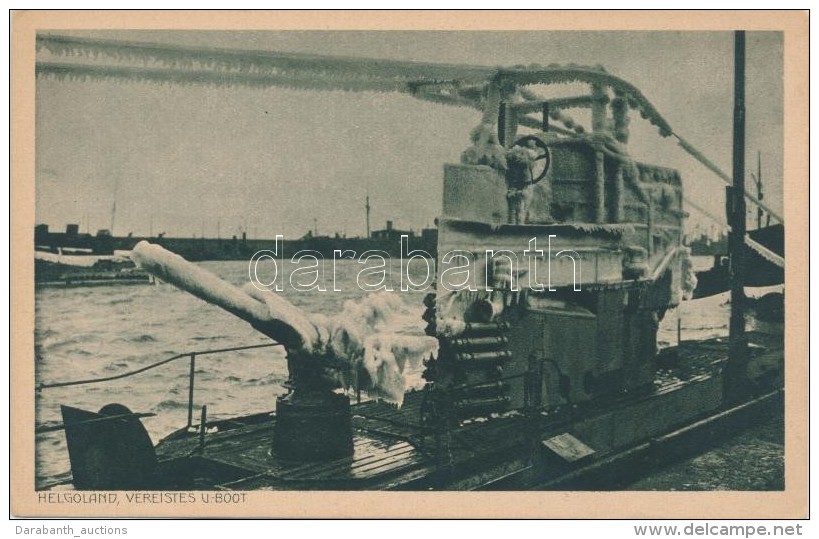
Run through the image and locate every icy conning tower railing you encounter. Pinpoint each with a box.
[36,342,283,433]
[448,65,784,264]
[482,66,783,225]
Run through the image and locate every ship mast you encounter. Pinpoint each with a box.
[725,30,750,404]
[110,177,119,236]
[365,194,371,240]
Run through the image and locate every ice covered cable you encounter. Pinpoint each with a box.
[131,241,436,405]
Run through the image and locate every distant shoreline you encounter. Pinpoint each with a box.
[34,230,438,261]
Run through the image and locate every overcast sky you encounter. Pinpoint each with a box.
[35,30,783,239]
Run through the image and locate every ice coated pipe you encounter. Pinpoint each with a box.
[131,241,318,350]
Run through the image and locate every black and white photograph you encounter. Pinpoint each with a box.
[11,10,807,519]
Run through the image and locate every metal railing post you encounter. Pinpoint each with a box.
[356,365,362,404]
[187,353,196,429]
[198,405,207,454]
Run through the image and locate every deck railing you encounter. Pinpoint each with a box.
[36,342,283,432]
[37,341,550,445]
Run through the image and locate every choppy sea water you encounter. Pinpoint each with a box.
[34,257,783,489]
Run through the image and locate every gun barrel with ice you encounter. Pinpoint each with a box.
[130,241,436,405]
[131,241,320,351]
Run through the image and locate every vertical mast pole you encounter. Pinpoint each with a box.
[725,30,750,403]
[365,195,371,240]
[756,151,764,229]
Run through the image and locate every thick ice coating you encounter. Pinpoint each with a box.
[131,241,436,405]
[311,294,438,404]
[131,241,319,349]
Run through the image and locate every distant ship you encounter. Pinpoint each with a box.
[692,224,784,299]
[35,225,153,287]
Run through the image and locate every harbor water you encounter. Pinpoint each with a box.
[34,257,783,489]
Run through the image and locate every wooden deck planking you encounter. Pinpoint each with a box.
[156,401,549,490]
[207,436,426,489]
[281,441,412,480]
[184,420,427,485]
[350,447,420,478]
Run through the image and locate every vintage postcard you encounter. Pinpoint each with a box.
[10,10,808,518]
